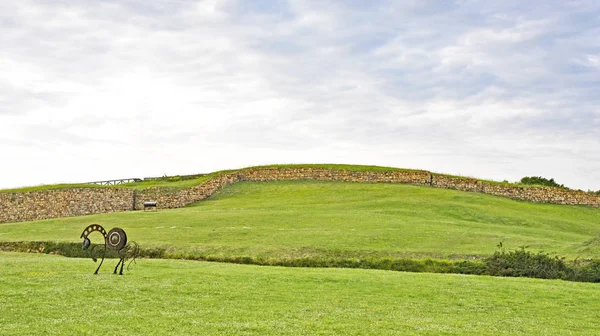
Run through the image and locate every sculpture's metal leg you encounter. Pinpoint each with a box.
[113,258,122,274]
[126,242,139,271]
[119,257,125,275]
[94,248,106,275]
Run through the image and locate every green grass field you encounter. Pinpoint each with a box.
[1,252,598,335]
[2,181,599,262]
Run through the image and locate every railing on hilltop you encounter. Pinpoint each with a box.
[86,173,208,186]
[141,174,207,181]
[88,178,143,186]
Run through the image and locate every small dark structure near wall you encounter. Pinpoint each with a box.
[80,224,139,275]
[143,201,157,211]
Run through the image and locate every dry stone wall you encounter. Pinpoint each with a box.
[133,172,244,210]
[480,184,600,206]
[431,175,483,192]
[1,167,599,224]
[0,188,134,223]
[429,174,600,207]
[241,168,432,184]
[133,168,432,210]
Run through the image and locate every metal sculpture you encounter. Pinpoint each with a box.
[80,224,139,275]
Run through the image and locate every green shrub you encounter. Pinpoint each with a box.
[520,176,565,188]
[2,241,599,282]
[571,260,600,282]
[484,248,573,280]
[453,260,486,275]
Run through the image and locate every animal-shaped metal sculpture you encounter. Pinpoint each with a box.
[80,224,139,275]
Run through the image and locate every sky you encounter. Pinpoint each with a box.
[1,0,599,191]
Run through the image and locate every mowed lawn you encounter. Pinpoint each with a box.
[1,181,599,260]
[0,252,598,335]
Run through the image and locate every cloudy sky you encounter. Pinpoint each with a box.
[1,0,599,190]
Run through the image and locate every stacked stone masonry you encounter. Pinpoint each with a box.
[0,188,134,223]
[1,168,598,224]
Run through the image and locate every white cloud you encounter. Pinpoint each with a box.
[584,54,600,69]
[0,0,599,190]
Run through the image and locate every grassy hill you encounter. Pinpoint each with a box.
[3,170,600,334]
[2,180,599,261]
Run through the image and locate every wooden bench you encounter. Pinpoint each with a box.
[143,201,157,211]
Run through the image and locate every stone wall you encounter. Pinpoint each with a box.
[430,174,600,207]
[0,188,134,223]
[241,168,431,184]
[133,168,432,210]
[480,184,600,206]
[1,167,599,224]
[431,175,483,192]
[133,172,244,210]
[134,168,600,210]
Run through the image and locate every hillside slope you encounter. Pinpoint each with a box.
[2,165,599,224]
[1,181,599,260]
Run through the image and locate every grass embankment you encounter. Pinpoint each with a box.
[0,163,545,194]
[0,168,249,193]
[249,163,424,172]
[0,175,212,193]
[1,253,598,335]
[2,181,599,263]
[3,162,582,207]
[0,164,413,193]
[0,183,114,193]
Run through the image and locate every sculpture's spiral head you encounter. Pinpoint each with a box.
[82,237,91,250]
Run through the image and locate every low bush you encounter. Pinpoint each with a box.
[520,176,565,188]
[2,241,598,282]
[571,259,600,282]
[484,248,572,280]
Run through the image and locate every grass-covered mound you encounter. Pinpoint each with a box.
[0,164,412,193]
[2,181,599,277]
[0,163,533,193]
